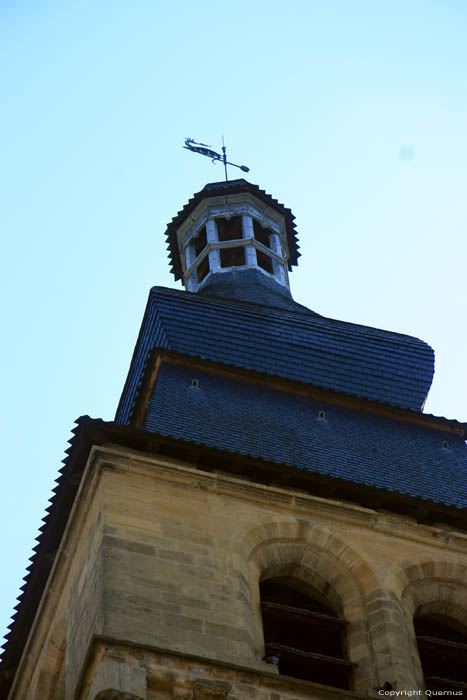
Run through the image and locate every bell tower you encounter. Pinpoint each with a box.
[2,180,467,700]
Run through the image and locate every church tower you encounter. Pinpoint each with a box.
[2,180,467,699]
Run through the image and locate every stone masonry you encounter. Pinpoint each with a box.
[10,444,467,699]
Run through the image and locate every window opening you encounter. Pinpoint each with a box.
[256,250,274,274]
[197,255,209,282]
[216,216,243,242]
[192,227,207,258]
[220,246,246,268]
[260,578,353,689]
[415,614,467,691]
[253,219,272,249]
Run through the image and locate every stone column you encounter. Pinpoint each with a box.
[269,232,286,285]
[242,215,257,268]
[185,244,197,292]
[206,219,220,271]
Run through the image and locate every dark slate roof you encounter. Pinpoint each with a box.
[115,285,435,424]
[165,179,300,280]
[145,364,467,509]
[198,268,319,313]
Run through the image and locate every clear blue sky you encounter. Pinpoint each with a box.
[1,0,466,648]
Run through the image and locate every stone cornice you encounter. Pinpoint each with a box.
[94,445,467,556]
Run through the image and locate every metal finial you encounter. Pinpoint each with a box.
[183,137,250,181]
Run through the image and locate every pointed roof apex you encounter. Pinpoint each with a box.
[165,180,300,281]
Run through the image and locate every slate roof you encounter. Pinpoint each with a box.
[116,285,435,424]
[145,363,467,509]
[164,179,300,279]
[198,268,319,313]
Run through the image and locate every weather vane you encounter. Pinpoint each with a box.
[183,137,249,181]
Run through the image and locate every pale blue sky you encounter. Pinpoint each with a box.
[1,0,466,647]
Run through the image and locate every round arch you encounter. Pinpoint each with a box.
[394,556,467,689]
[231,516,381,692]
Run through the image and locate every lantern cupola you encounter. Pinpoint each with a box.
[165,179,300,295]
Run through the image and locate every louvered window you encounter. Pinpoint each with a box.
[415,614,467,692]
[260,578,355,689]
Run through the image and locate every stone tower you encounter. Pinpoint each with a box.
[1,180,467,699]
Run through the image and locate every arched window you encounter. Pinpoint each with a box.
[414,614,467,691]
[260,577,354,689]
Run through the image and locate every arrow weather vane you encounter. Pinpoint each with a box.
[184,137,250,181]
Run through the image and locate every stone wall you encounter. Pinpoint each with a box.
[10,449,105,700]
[9,445,467,699]
[81,638,360,700]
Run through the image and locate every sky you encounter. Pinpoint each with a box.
[1,0,466,649]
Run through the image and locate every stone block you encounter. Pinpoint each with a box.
[87,660,146,699]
